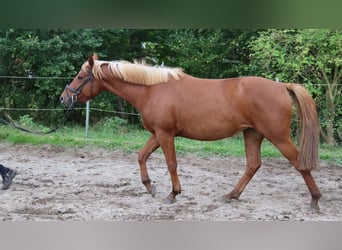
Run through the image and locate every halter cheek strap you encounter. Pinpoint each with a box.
[64,70,94,104]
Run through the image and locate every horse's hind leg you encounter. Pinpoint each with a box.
[300,170,322,210]
[138,134,160,197]
[222,128,264,202]
[271,138,322,210]
[155,130,181,204]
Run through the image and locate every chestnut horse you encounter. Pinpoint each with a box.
[60,54,321,209]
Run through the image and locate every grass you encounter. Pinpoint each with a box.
[0,118,341,166]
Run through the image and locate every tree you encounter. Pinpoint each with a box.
[248,29,342,145]
[0,29,105,124]
[141,29,256,78]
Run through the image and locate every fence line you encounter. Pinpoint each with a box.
[0,76,73,80]
[0,107,141,116]
[0,75,341,85]
[3,107,340,126]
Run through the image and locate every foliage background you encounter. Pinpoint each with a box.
[0,29,341,145]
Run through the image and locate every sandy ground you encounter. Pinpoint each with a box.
[0,143,341,221]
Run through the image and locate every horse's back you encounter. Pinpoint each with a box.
[230,76,291,107]
[142,75,293,141]
[188,76,294,139]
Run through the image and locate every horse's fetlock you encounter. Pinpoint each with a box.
[141,177,151,185]
[172,188,181,195]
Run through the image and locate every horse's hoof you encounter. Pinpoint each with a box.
[220,195,231,203]
[150,184,157,197]
[221,194,239,203]
[164,198,177,204]
[310,201,320,211]
[164,194,177,204]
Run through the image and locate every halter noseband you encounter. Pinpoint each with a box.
[63,69,94,105]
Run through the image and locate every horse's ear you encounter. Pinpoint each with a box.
[88,53,98,68]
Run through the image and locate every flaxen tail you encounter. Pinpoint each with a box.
[286,84,319,171]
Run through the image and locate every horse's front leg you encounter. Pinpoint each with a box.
[138,134,160,197]
[156,131,181,204]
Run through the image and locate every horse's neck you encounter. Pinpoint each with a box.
[102,78,145,111]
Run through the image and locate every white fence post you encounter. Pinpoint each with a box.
[85,101,90,137]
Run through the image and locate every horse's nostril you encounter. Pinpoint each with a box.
[60,96,64,103]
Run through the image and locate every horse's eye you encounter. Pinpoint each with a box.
[78,76,84,80]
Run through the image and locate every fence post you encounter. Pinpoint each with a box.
[85,101,90,137]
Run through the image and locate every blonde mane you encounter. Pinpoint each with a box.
[84,60,184,85]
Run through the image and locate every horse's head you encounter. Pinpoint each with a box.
[60,53,101,108]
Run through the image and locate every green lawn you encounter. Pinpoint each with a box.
[0,121,341,166]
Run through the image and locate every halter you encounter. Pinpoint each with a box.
[63,69,94,105]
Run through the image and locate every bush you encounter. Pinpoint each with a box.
[94,116,129,133]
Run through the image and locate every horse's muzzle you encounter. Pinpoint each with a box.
[60,94,75,108]
[60,95,65,104]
